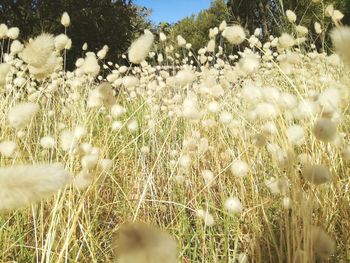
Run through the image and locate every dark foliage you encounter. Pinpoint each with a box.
[0,0,148,69]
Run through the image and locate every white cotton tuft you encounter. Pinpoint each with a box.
[159,32,167,42]
[87,82,116,108]
[98,159,113,173]
[279,33,295,49]
[224,197,242,214]
[314,22,322,34]
[112,121,123,131]
[54,34,69,51]
[241,84,262,104]
[40,136,56,149]
[81,154,99,170]
[265,178,289,194]
[73,169,92,190]
[238,55,260,75]
[20,34,55,68]
[128,30,154,64]
[255,103,278,120]
[7,27,19,39]
[0,63,10,87]
[60,129,78,152]
[197,209,215,226]
[222,25,246,45]
[111,104,127,118]
[0,24,8,39]
[207,101,221,114]
[81,52,100,77]
[177,35,186,46]
[302,164,331,185]
[20,33,59,79]
[0,163,71,211]
[178,154,192,170]
[207,39,216,52]
[113,223,178,263]
[201,169,214,185]
[61,12,71,27]
[286,10,297,23]
[10,40,24,54]
[8,102,39,129]
[310,226,336,260]
[219,20,227,31]
[219,111,233,124]
[313,118,337,142]
[176,69,196,86]
[0,140,17,157]
[287,125,305,145]
[330,26,350,68]
[182,95,202,120]
[230,160,249,178]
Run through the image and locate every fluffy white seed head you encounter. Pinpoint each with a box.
[159,32,167,42]
[60,129,78,152]
[113,223,178,263]
[81,52,100,77]
[197,209,215,226]
[40,136,56,149]
[238,55,260,75]
[73,169,92,190]
[87,83,116,108]
[279,33,295,49]
[224,197,242,214]
[313,118,337,142]
[302,164,331,185]
[311,226,336,260]
[128,30,154,64]
[287,125,305,145]
[7,27,20,39]
[111,104,127,118]
[8,102,39,129]
[177,35,186,46]
[20,33,55,68]
[201,169,214,185]
[54,34,69,51]
[314,22,322,34]
[0,163,71,211]
[0,24,8,39]
[331,26,350,68]
[286,10,297,23]
[230,160,249,178]
[0,63,10,87]
[98,159,113,173]
[265,178,289,194]
[61,12,71,27]
[0,140,17,157]
[81,154,99,170]
[222,25,246,45]
[10,40,24,54]
[20,33,59,78]
[219,20,227,31]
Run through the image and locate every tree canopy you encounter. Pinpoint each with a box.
[0,0,149,69]
[167,0,349,53]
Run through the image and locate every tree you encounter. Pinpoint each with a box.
[169,0,231,51]
[0,0,150,69]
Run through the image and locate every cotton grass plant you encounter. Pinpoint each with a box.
[0,2,350,262]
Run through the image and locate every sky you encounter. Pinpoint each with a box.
[135,0,212,24]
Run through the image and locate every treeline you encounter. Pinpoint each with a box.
[168,0,350,52]
[0,0,150,69]
[1,0,349,69]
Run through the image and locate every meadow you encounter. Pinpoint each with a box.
[0,5,350,263]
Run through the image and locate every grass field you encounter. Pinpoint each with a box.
[0,8,350,263]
